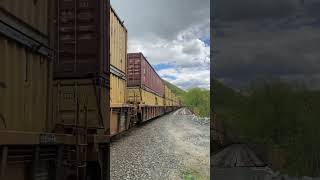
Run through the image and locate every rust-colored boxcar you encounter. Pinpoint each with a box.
[127,53,165,96]
[53,0,110,79]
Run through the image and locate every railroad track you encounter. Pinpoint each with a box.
[213,144,266,168]
[211,144,288,180]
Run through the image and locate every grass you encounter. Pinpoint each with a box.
[164,80,210,117]
[182,168,207,180]
[182,88,210,117]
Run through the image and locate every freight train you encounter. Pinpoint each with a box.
[0,0,181,179]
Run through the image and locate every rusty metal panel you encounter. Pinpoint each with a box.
[127,53,141,87]
[110,7,127,73]
[127,53,164,96]
[0,0,48,36]
[110,74,126,107]
[110,108,128,136]
[0,35,50,132]
[52,78,109,132]
[127,87,140,103]
[140,106,165,122]
[53,0,110,78]
[110,109,118,136]
[127,87,164,106]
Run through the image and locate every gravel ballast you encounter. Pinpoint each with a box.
[110,108,210,180]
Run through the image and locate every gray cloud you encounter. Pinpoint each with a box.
[213,0,320,90]
[213,0,320,22]
[112,0,210,90]
[182,40,202,55]
[111,0,210,40]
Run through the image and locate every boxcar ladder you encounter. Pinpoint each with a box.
[65,85,89,180]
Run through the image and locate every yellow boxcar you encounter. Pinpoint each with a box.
[109,6,128,108]
[171,92,175,104]
[127,87,164,106]
[0,35,51,132]
[110,7,127,73]
[109,7,131,136]
[164,85,173,106]
[110,74,127,107]
[0,0,49,43]
[127,87,166,122]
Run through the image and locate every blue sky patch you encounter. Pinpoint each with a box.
[154,63,174,71]
[162,74,177,80]
[200,36,210,47]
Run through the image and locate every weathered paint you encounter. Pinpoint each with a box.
[127,87,164,106]
[164,85,173,106]
[0,35,50,132]
[51,78,109,133]
[110,7,127,73]
[0,0,48,35]
[110,74,126,107]
[170,91,180,106]
[109,6,127,107]
[127,53,165,96]
[53,0,110,78]
[110,108,129,136]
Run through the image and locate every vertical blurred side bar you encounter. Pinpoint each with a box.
[105,1,111,179]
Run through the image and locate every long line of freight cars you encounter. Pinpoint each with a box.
[0,0,181,179]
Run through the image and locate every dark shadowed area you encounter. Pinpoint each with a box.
[213,0,320,90]
[212,0,320,179]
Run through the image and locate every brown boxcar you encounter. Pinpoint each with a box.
[53,0,110,78]
[51,78,110,133]
[0,35,51,133]
[0,0,53,133]
[127,53,165,96]
[0,0,111,179]
[0,0,48,43]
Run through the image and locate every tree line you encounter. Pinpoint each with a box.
[214,79,320,177]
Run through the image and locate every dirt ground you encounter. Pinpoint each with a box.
[110,108,210,180]
[169,108,210,179]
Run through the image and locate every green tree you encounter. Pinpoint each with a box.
[182,88,210,117]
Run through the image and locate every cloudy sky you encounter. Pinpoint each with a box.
[213,0,320,90]
[111,0,210,90]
